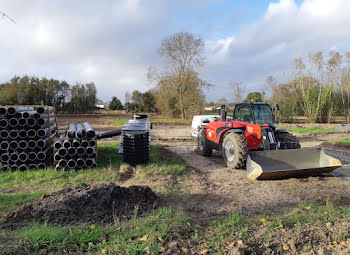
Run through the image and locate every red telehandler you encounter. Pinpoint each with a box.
[197,103,341,180]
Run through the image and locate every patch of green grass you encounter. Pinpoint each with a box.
[203,213,248,250]
[110,118,129,127]
[285,127,337,134]
[12,208,190,254]
[0,192,43,211]
[337,138,350,145]
[0,143,123,193]
[138,146,188,178]
[265,218,283,230]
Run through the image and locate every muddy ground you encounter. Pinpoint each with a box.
[2,183,158,226]
[57,113,350,217]
[151,125,350,219]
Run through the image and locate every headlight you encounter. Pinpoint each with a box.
[225,122,232,127]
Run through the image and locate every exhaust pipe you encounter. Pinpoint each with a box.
[67,124,76,139]
[83,122,96,139]
[9,130,19,139]
[0,119,8,128]
[76,124,86,139]
[9,118,18,127]
[18,140,28,150]
[28,140,37,149]
[19,152,28,162]
[0,141,9,150]
[68,159,77,169]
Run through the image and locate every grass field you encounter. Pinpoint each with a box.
[284,127,338,134]
[1,141,350,254]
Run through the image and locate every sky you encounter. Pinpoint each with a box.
[1,0,350,103]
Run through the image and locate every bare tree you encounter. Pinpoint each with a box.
[230,81,245,103]
[265,75,277,102]
[0,11,15,24]
[148,32,207,119]
[327,51,342,123]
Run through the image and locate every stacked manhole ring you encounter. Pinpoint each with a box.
[0,106,57,171]
[54,122,97,171]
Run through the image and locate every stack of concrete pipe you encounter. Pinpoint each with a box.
[54,122,97,171]
[0,106,57,171]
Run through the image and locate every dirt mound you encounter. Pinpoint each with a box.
[2,183,158,225]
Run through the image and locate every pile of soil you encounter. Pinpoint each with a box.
[2,183,158,225]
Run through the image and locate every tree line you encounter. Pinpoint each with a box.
[0,76,97,113]
[270,51,350,123]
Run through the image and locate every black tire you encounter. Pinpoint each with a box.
[222,132,248,169]
[197,129,212,157]
[275,132,301,149]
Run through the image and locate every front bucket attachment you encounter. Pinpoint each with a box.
[246,148,342,180]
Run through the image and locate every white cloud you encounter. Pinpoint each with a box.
[1,0,350,103]
[203,0,350,101]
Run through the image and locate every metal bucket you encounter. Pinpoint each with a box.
[246,148,342,180]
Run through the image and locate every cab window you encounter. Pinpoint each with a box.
[234,105,253,123]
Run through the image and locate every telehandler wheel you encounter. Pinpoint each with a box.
[222,132,248,169]
[275,132,301,149]
[197,129,212,157]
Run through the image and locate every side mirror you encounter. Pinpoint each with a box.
[275,104,280,111]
